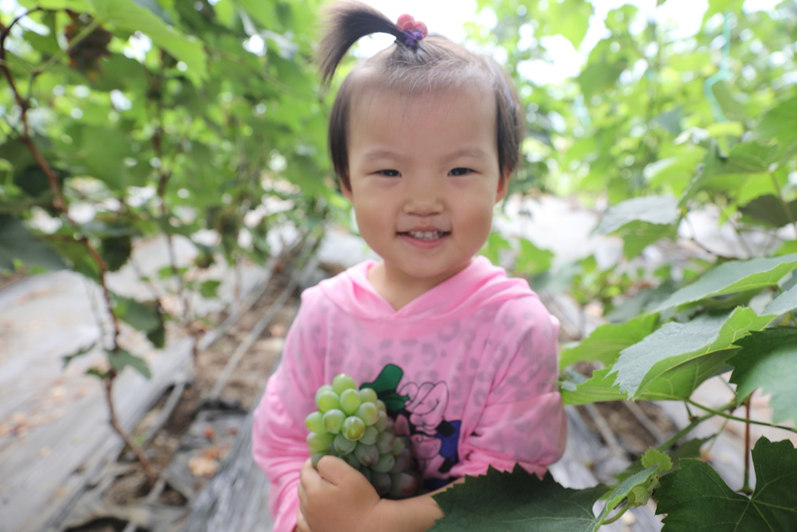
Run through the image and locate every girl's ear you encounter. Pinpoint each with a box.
[495,168,511,203]
[340,177,353,200]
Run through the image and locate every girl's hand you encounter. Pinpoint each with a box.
[297,456,381,532]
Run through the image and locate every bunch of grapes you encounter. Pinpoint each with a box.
[305,373,419,499]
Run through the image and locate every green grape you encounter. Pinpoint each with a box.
[356,401,380,426]
[307,431,334,453]
[353,442,380,467]
[315,384,334,403]
[372,452,396,473]
[376,431,395,454]
[342,415,366,441]
[306,374,419,500]
[311,451,329,468]
[360,425,379,445]
[316,388,341,412]
[333,433,357,455]
[339,388,362,415]
[391,435,407,455]
[305,411,324,433]
[323,408,345,434]
[375,410,389,431]
[358,386,379,404]
[332,373,357,395]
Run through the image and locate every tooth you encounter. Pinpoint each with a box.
[409,231,441,240]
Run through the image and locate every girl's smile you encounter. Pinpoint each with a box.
[343,82,508,309]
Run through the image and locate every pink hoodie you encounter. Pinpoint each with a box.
[252,256,566,531]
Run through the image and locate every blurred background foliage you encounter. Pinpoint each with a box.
[2,0,796,528]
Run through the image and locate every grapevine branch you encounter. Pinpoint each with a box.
[686,398,797,434]
[2,8,156,483]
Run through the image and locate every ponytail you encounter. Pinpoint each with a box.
[317,2,403,87]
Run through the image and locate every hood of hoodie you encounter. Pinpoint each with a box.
[317,256,536,323]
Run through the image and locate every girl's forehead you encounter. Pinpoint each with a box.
[351,81,494,121]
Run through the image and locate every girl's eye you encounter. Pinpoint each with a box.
[377,169,401,177]
[449,167,473,176]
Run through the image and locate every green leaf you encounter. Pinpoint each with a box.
[651,253,797,312]
[431,467,606,532]
[763,283,797,317]
[560,367,627,405]
[596,464,660,522]
[545,0,593,49]
[91,0,208,85]
[111,293,162,333]
[612,307,773,399]
[107,347,151,379]
[596,195,680,258]
[559,313,659,368]
[596,195,679,234]
[656,438,797,531]
[199,279,221,298]
[752,93,797,154]
[515,238,553,276]
[729,328,797,425]
[739,194,797,228]
[0,214,65,272]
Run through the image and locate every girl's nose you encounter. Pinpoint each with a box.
[403,177,444,215]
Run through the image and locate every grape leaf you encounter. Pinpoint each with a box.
[596,195,679,234]
[107,348,151,379]
[651,253,797,312]
[656,438,797,531]
[92,0,208,85]
[430,467,606,531]
[560,367,627,406]
[559,313,659,368]
[729,328,797,425]
[762,283,797,317]
[0,214,65,272]
[611,307,773,398]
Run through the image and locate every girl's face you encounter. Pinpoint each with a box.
[344,84,507,307]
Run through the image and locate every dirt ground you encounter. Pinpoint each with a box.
[61,259,680,531]
[62,261,301,531]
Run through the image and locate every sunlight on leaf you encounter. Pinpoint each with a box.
[651,253,797,312]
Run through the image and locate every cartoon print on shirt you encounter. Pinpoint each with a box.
[362,363,462,488]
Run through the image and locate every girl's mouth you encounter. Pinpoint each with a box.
[402,230,449,241]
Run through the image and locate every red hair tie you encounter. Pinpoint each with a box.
[396,14,427,48]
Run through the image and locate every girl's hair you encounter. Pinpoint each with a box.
[317,1,524,191]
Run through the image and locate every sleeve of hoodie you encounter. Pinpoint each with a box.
[451,296,567,479]
[251,291,326,532]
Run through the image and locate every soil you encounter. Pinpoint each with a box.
[61,260,681,531]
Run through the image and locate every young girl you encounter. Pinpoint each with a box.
[252,2,567,530]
